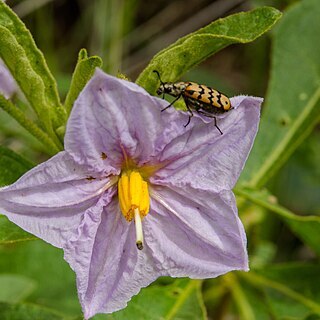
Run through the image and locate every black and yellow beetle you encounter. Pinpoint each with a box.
[153,70,232,135]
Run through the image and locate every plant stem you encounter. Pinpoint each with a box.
[223,273,255,320]
[0,95,61,155]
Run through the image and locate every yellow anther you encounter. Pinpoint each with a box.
[118,171,150,222]
[118,173,130,219]
[140,181,150,217]
[129,171,142,208]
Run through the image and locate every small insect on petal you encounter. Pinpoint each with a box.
[153,70,232,134]
[101,152,107,159]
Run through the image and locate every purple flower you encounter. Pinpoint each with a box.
[0,60,18,99]
[0,69,262,319]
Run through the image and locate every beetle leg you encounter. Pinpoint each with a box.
[161,95,182,112]
[213,116,223,135]
[183,97,194,127]
[196,110,223,135]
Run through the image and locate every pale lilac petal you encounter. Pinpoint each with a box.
[0,60,17,99]
[145,184,248,277]
[151,96,262,192]
[65,69,204,172]
[66,196,163,319]
[0,152,114,247]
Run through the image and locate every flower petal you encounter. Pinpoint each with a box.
[68,196,162,319]
[0,152,114,247]
[151,96,262,192]
[145,184,248,278]
[0,60,18,99]
[65,69,206,173]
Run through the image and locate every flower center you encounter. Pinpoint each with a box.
[118,171,150,250]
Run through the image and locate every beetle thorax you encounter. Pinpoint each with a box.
[158,82,187,97]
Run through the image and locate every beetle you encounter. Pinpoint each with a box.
[153,70,232,135]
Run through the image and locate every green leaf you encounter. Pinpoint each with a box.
[0,145,33,186]
[235,188,320,256]
[270,131,320,215]
[65,49,103,115]
[136,7,281,94]
[102,279,206,320]
[0,302,65,320]
[0,241,80,316]
[241,264,320,319]
[240,0,320,188]
[0,2,66,141]
[0,274,36,303]
[0,145,37,245]
[0,216,36,244]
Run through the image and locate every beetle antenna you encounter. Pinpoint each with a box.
[153,70,165,85]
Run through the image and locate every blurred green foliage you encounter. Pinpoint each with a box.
[0,0,319,319]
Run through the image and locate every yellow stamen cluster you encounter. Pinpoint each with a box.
[118,171,150,222]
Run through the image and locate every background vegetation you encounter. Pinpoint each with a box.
[0,0,319,319]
